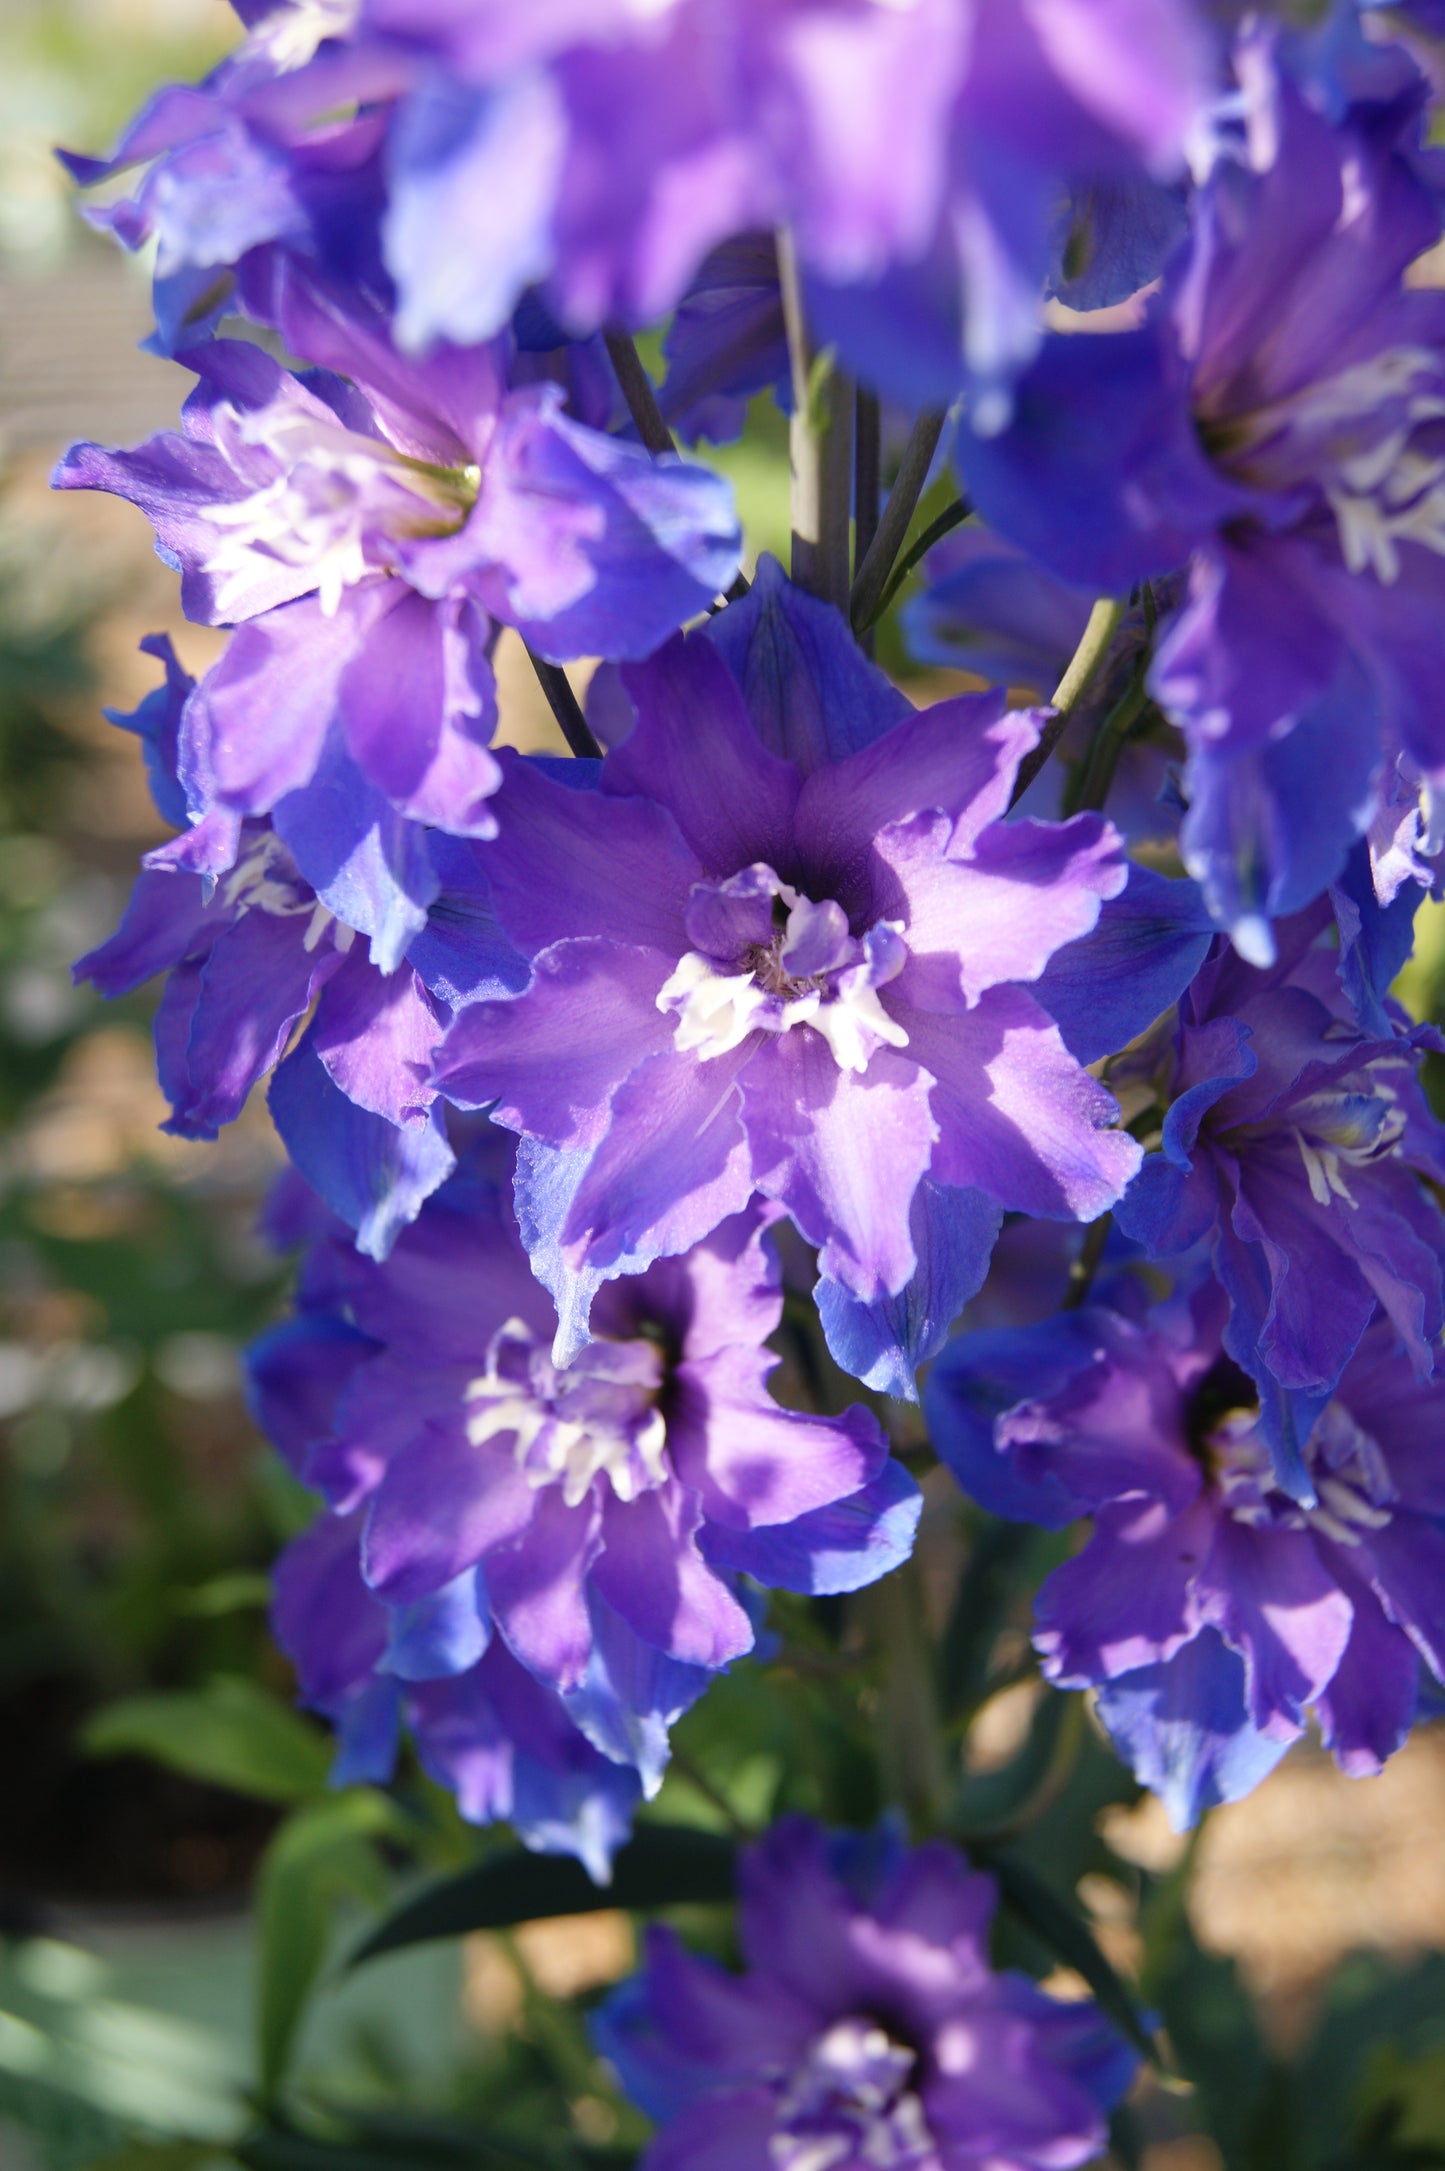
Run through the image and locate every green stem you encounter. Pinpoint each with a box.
[861,1559,948,1832]
[1050,594,1125,717]
[779,229,853,611]
[849,408,946,631]
[859,493,971,632]
[1068,668,1149,816]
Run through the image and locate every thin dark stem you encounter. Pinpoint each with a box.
[602,326,676,456]
[1062,1214,1111,1311]
[849,407,945,631]
[1069,671,1149,816]
[779,229,853,611]
[853,388,881,657]
[853,388,881,576]
[861,493,970,632]
[525,648,601,760]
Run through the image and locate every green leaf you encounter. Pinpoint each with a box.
[350,1825,737,1967]
[82,1679,332,1805]
[980,1849,1159,2069]
[255,1791,403,2104]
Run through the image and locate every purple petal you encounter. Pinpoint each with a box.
[480,749,699,959]
[169,905,341,1137]
[1035,1496,1217,1683]
[1029,863,1216,1064]
[268,1036,456,1261]
[561,1044,756,1279]
[1093,1632,1295,1828]
[434,938,674,1147]
[741,1036,937,1302]
[900,986,1142,1218]
[487,1487,604,1693]
[590,1486,754,1671]
[879,808,1125,1010]
[1198,1520,1352,1729]
[338,586,501,835]
[706,554,912,772]
[612,632,800,877]
[815,1177,1003,1398]
[310,952,445,1128]
[666,1344,886,1530]
[362,1412,539,1607]
[794,696,1040,905]
[699,1459,922,1597]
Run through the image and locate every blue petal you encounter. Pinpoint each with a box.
[1033,864,1216,1065]
[269,1036,456,1261]
[699,1460,922,1597]
[1093,1631,1295,1828]
[815,1179,1003,1398]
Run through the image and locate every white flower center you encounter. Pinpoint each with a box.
[1222,346,1445,585]
[221,831,356,953]
[657,876,909,1076]
[204,407,479,618]
[773,2019,930,2171]
[464,1319,669,1510]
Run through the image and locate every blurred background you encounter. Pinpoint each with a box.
[3,7,1445,2169]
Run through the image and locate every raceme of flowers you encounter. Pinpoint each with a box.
[57,0,1445,2141]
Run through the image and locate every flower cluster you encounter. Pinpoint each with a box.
[58,0,1445,2119]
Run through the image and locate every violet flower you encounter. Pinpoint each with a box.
[76,638,525,1256]
[247,1138,919,1790]
[962,42,1445,954]
[433,561,1147,1389]
[371,0,1208,420]
[594,1815,1139,2171]
[1113,905,1445,1492]
[928,1281,1445,1826]
[54,265,740,962]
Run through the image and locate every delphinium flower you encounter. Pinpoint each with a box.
[247,1137,920,1800]
[54,261,741,964]
[432,560,1157,1389]
[272,1505,644,1880]
[961,40,1445,955]
[1112,903,1445,1491]
[927,1278,1445,1825]
[75,637,526,1256]
[594,1814,1140,2171]
[65,0,1208,423]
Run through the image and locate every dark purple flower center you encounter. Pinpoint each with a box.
[657,862,909,1075]
[1186,1358,1395,1546]
[773,2016,931,2171]
[464,1318,668,1509]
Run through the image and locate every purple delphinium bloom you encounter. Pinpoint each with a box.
[75,638,526,1255]
[362,0,1208,416]
[53,265,740,960]
[272,1506,641,1879]
[247,1137,920,1790]
[1112,906,1445,1494]
[595,1814,1139,2171]
[962,42,1445,955]
[927,1281,1445,1826]
[433,560,1148,1390]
